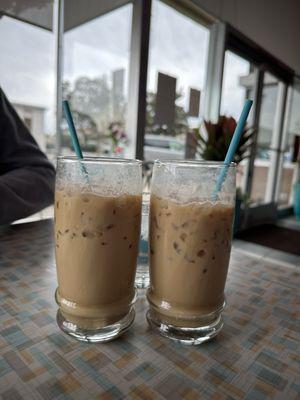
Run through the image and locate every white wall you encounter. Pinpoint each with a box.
[31,109,45,151]
[13,104,46,151]
[192,0,300,74]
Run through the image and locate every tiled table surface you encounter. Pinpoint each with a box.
[0,220,299,400]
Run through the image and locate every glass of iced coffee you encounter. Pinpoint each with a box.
[147,160,236,345]
[55,157,142,342]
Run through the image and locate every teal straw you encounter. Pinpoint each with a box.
[62,100,83,159]
[213,99,253,200]
[62,100,89,181]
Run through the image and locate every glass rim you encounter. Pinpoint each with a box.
[57,156,142,166]
[154,159,236,168]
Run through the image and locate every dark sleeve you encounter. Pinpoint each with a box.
[0,87,55,225]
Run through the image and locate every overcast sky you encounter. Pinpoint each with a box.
[0,0,284,136]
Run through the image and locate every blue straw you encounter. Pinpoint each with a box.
[213,99,253,200]
[62,100,89,182]
[62,100,83,159]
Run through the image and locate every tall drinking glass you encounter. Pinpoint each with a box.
[147,160,236,344]
[55,157,142,342]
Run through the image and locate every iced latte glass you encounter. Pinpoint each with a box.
[147,160,236,344]
[55,157,142,342]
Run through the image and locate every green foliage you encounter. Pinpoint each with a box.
[194,116,255,164]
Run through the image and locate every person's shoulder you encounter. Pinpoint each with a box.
[0,86,10,107]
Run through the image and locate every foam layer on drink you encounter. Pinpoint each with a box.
[147,195,234,327]
[55,188,142,328]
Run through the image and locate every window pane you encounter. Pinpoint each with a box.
[0,14,55,222]
[145,0,209,161]
[251,73,279,204]
[221,51,251,120]
[220,50,253,193]
[0,15,55,162]
[63,3,132,157]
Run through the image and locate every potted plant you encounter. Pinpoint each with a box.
[193,116,254,232]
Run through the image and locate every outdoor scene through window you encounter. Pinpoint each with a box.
[145,0,209,161]
[63,3,132,158]
[0,15,55,162]
[220,51,252,196]
[251,73,280,204]
[278,80,300,206]
[0,13,55,222]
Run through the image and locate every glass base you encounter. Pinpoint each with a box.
[135,264,150,289]
[146,309,223,345]
[56,308,135,343]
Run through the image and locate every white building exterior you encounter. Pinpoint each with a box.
[12,102,46,152]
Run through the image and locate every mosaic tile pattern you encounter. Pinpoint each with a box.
[0,219,299,399]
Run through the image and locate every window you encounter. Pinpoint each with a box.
[63,3,132,158]
[0,15,55,162]
[0,12,55,222]
[145,0,209,161]
[221,51,251,120]
[250,73,280,204]
[220,50,253,193]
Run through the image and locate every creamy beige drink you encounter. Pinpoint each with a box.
[147,160,236,344]
[147,195,234,327]
[55,189,141,329]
